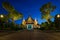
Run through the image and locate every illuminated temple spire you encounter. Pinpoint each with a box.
[22,18,26,25]
[34,18,38,25]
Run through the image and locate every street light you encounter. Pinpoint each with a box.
[57,14,60,18]
[0,15,4,18]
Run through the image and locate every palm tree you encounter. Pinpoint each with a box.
[40,2,56,24]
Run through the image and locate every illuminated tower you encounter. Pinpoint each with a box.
[22,19,26,25]
[34,18,38,25]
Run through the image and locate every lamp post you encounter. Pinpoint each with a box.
[0,14,4,30]
[54,14,60,30]
[0,14,4,22]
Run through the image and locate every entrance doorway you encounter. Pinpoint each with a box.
[27,24,33,30]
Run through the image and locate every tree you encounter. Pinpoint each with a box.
[40,2,56,24]
[2,2,14,12]
[2,2,23,30]
[2,2,23,22]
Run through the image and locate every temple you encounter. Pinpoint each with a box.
[21,16,40,30]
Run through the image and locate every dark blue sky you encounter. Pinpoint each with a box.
[0,0,60,24]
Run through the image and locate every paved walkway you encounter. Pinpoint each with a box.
[0,30,60,40]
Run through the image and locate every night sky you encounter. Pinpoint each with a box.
[0,0,60,24]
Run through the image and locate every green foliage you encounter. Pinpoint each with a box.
[20,24,26,30]
[40,21,56,30]
[2,2,14,12]
[40,2,56,24]
[8,10,23,20]
[2,2,23,21]
[40,2,56,14]
[41,22,48,30]
[42,14,53,20]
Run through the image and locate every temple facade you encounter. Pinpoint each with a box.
[21,16,40,30]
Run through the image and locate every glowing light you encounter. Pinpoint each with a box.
[0,15,4,18]
[57,15,60,18]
